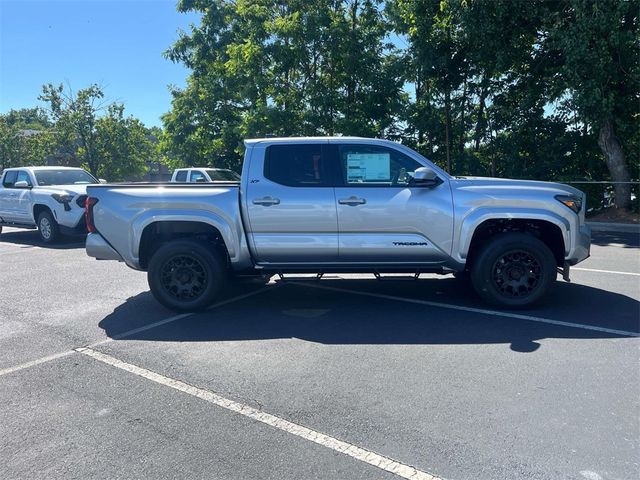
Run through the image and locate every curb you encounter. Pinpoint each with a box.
[587,222,640,234]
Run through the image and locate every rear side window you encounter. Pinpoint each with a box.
[3,171,17,187]
[264,144,330,187]
[175,171,188,182]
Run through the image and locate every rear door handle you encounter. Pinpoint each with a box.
[338,196,366,206]
[252,196,281,206]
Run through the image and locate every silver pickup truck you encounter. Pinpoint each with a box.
[86,137,590,311]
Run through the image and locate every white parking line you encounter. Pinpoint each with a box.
[573,267,640,277]
[0,350,75,376]
[291,282,640,338]
[77,346,440,480]
[0,285,277,377]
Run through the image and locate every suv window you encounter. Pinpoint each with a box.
[2,171,18,187]
[175,171,188,182]
[190,170,207,183]
[265,144,330,187]
[337,144,422,187]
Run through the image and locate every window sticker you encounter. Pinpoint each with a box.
[346,153,390,182]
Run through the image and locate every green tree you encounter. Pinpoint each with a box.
[546,0,639,210]
[0,113,55,170]
[95,104,154,180]
[39,83,153,181]
[163,0,405,169]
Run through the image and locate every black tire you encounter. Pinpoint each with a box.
[147,239,227,312]
[470,233,557,308]
[37,210,60,244]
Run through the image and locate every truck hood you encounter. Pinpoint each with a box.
[35,184,93,197]
[452,177,583,197]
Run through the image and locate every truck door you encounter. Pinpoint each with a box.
[0,171,18,222]
[14,170,34,222]
[245,142,339,263]
[332,142,454,264]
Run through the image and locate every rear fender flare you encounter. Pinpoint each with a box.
[130,210,238,262]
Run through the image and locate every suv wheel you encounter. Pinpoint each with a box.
[147,239,226,312]
[37,211,60,244]
[470,233,556,308]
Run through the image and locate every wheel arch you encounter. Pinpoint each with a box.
[33,204,54,223]
[464,216,566,268]
[137,220,231,270]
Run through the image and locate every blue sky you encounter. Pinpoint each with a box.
[0,0,200,127]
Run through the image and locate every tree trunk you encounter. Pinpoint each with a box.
[474,75,488,151]
[597,117,631,210]
[445,88,451,172]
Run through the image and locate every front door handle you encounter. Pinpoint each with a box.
[252,196,281,206]
[338,196,366,206]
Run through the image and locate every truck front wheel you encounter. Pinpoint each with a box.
[470,233,556,308]
[37,210,60,244]
[147,240,226,312]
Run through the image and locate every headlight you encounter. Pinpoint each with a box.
[51,193,75,203]
[555,194,582,213]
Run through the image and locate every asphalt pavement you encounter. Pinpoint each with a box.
[1,227,638,480]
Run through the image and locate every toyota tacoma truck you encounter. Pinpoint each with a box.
[85,137,591,311]
[0,166,101,243]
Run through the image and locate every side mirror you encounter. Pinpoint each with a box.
[99,178,108,184]
[412,167,442,188]
[195,177,208,183]
[14,180,32,189]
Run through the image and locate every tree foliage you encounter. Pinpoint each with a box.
[38,84,155,180]
[0,108,56,171]
[164,0,639,209]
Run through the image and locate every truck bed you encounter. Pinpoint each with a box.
[86,182,248,270]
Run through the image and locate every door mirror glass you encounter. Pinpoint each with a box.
[14,180,31,188]
[412,167,442,188]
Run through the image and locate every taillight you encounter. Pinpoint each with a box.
[85,197,99,233]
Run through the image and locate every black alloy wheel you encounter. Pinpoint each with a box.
[491,250,542,299]
[470,232,556,308]
[160,254,208,301]
[147,240,226,312]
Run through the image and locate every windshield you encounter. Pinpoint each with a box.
[34,169,98,186]
[206,169,240,181]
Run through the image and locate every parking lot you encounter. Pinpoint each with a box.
[0,226,638,480]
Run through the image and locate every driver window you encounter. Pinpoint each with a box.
[190,171,207,183]
[16,171,32,186]
[338,145,422,187]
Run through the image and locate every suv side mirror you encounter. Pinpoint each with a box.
[14,180,32,189]
[99,178,108,184]
[412,167,442,188]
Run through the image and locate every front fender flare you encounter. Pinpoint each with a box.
[454,208,570,263]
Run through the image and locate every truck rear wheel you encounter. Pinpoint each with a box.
[470,233,556,308]
[147,239,226,312]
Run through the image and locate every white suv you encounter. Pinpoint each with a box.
[0,166,100,243]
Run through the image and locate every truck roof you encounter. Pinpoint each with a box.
[244,136,378,145]
[2,166,86,171]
